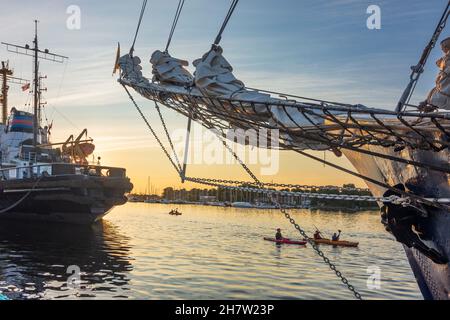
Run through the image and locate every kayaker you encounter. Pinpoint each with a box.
[275,228,283,240]
[313,230,323,240]
[332,230,341,241]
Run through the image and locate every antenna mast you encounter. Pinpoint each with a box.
[0,61,28,124]
[2,20,68,149]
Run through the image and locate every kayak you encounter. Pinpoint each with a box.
[306,238,359,247]
[264,237,307,245]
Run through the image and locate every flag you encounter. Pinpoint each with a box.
[112,42,120,75]
[22,83,30,92]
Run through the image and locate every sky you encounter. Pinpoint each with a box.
[1,0,448,193]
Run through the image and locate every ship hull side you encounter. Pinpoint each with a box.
[0,175,133,225]
[343,144,450,300]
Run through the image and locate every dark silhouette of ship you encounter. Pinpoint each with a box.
[0,22,132,224]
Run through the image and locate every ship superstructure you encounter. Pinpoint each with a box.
[0,22,132,224]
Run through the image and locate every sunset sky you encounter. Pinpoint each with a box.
[1,0,447,193]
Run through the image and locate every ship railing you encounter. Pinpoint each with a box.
[0,163,126,181]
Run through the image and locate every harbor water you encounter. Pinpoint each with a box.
[0,203,422,300]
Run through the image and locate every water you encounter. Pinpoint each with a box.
[0,203,422,300]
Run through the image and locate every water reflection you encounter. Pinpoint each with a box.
[0,221,133,300]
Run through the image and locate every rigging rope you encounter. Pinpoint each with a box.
[214,0,240,46]
[291,147,450,211]
[165,0,186,53]
[396,0,450,112]
[130,0,148,56]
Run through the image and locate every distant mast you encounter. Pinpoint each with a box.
[1,20,68,151]
[0,61,28,124]
[33,20,39,147]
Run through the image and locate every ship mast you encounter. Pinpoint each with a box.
[33,20,39,146]
[2,20,68,150]
[0,61,28,124]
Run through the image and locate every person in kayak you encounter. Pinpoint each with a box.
[332,230,341,241]
[275,228,283,240]
[313,230,323,240]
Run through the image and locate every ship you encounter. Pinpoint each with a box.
[115,1,450,299]
[0,21,133,224]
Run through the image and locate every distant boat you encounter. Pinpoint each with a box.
[169,209,182,216]
[255,203,277,209]
[231,202,254,208]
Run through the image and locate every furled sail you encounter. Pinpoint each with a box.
[427,37,450,110]
[193,45,273,115]
[193,45,335,150]
[118,54,149,86]
[150,50,194,86]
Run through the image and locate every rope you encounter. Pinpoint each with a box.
[130,0,148,56]
[292,147,450,212]
[397,0,450,112]
[165,0,185,53]
[213,0,240,46]
[0,176,43,214]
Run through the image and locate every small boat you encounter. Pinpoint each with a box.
[306,238,359,247]
[169,209,182,216]
[263,237,307,246]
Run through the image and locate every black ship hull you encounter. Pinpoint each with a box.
[0,172,133,225]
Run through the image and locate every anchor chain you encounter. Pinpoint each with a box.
[274,200,363,300]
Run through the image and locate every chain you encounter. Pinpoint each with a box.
[122,85,181,174]
[185,177,397,203]
[275,201,363,300]
[185,176,370,193]
[154,101,182,171]
[211,129,262,185]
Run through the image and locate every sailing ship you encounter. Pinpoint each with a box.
[116,1,450,299]
[0,21,133,224]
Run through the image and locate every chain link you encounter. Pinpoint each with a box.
[273,198,363,300]
[187,176,371,192]
[122,85,181,174]
[185,177,398,203]
[154,101,182,171]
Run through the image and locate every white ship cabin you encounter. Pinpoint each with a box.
[0,108,54,179]
[0,108,118,181]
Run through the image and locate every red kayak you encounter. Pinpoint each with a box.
[264,237,307,245]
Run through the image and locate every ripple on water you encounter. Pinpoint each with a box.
[0,204,422,300]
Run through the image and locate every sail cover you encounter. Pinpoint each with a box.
[150,50,194,86]
[193,45,334,150]
[118,54,149,86]
[427,37,450,110]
